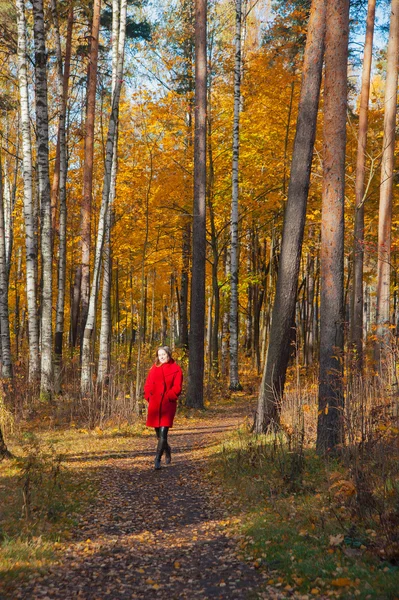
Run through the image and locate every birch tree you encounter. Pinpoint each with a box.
[186,0,207,408]
[32,0,53,398]
[0,151,12,378]
[51,0,74,394]
[375,0,399,366]
[255,0,326,433]
[98,0,120,385]
[16,0,39,382]
[316,0,350,454]
[81,0,127,395]
[229,0,243,391]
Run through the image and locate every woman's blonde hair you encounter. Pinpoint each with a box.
[155,346,172,365]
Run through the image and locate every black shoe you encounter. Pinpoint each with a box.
[165,444,172,464]
[154,456,162,470]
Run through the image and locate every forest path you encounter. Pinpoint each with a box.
[12,402,285,600]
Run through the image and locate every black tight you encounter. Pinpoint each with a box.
[155,426,169,443]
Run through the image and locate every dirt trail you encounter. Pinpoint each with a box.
[12,405,285,600]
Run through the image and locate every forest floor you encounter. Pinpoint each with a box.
[1,395,399,600]
[1,398,284,600]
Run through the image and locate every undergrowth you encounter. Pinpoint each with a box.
[0,430,103,594]
[211,426,399,599]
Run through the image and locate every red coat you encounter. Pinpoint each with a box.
[144,359,183,428]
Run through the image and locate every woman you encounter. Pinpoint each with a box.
[144,346,183,470]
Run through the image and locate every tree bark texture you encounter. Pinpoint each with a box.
[32,0,53,398]
[80,0,102,344]
[16,0,40,382]
[350,0,376,370]
[316,0,350,454]
[81,0,127,395]
[375,0,399,362]
[187,0,207,408]
[179,219,190,349]
[0,153,12,378]
[52,0,74,394]
[229,0,243,391]
[98,0,120,385]
[255,0,326,433]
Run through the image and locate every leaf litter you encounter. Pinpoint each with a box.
[8,406,296,599]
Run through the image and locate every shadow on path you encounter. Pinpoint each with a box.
[10,409,282,599]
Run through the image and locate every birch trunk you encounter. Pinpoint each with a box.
[0,153,12,378]
[2,121,17,277]
[186,0,207,408]
[81,0,127,395]
[375,0,399,365]
[98,0,120,385]
[255,0,326,433]
[52,0,74,394]
[16,0,40,381]
[350,0,376,370]
[32,0,53,399]
[221,248,230,377]
[316,0,350,454]
[229,0,243,391]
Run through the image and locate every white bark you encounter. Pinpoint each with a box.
[32,0,53,398]
[98,0,120,385]
[229,0,243,390]
[16,0,40,381]
[81,0,127,394]
[51,0,72,394]
[0,153,12,378]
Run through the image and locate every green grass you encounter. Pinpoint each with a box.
[210,429,399,599]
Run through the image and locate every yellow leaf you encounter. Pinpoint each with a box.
[331,578,351,587]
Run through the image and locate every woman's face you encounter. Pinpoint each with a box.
[158,349,169,364]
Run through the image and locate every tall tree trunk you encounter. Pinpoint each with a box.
[229,0,243,391]
[305,248,315,366]
[52,0,74,394]
[253,237,266,373]
[79,0,101,345]
[207,77,219,373]
[186,0,207,408]
[16,0,40,382]
[32,0,53,399]
[98,0,120,386]
[255,0,326,433]
[0,152,12,378]
[179,219,190,349]
[350,0,376,370]
[316,0,350,454]
[81,0,127,395]
[221,246,230,378]
[134,152,152,402]
[2,120,17,277]
[375,0,399,366]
